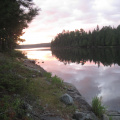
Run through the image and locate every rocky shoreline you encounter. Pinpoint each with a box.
[21,58,120,120]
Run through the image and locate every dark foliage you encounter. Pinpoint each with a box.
[51,47,120,67]
[51,25,120,48]
[0,0,39,51]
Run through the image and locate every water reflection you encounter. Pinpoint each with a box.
[24,48,120,111]
[52,47,120,67]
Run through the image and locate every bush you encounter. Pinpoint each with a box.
[92,96,106,117]
[0,60,28,93]
[0,95,29,120]
[51,75,63,86]
[8,50,27,58]
[44,72,52,78]
[109,116,113,120]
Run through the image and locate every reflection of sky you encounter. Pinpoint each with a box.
[25,49,120,111]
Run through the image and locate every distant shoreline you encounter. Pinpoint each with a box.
[16,43,51,49]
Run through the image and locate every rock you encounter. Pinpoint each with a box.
[60,93,73,105]
[118,111,120,114]
[107,111,120,116]
[111,116,120,120]
[30,60,36,64]
[103,114,109,120]
[18,74,25,79]
[27,113,30,117]
[106,111,120,120]
[16,58,21,62]
[40,116,64,120]
[22,102,33,111]
[43,104,48,110]
[73,112,99,120]
[13,94,20,97]
[73,112,84,120]
[32,75,36,78]
[24,59,36,64]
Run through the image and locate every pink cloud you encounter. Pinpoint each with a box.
[22,0,120,44]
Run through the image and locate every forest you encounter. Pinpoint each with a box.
[51,25,120,48]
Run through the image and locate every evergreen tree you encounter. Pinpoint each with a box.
[0,0,39,51]
[51,25,120,48]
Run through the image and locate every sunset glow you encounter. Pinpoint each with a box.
[21,0,120,44]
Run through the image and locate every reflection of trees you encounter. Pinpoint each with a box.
[51,47,120,67]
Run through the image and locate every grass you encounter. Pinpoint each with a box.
[109,116,113,120]
[51,75,63,87]
[28,77,75,116]
[0,50,33,119]
[0,95,29,120]
[44,72,63,87]
[0,50,76,120]
[92,96,106,118]
[43,72,52,78]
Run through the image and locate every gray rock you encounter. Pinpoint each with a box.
[13,94,20,97]
[107,111,120,116]
[32,75,36,78]
[106,111,120,120]
[103,114,109,120]
[118,111,120,114]
[111,116,120,120]
[60,93,73,105]
[22,102,33,111]
[40,116,64,120]
[30,60,36,64]
[73,112,99,120]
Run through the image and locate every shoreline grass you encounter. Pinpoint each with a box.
[0,50,75,120]
[92,96,106,118]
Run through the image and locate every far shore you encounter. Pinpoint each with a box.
[16,43,51,49]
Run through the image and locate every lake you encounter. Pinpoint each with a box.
[21,47,120,111]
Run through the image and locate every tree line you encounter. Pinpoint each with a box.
[51,25,120,48]
[51,47,120,67]
[0,0,39,51]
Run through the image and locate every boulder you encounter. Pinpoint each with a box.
[106,111,120,120]
[60,93,73,105]
[73,111,99,120]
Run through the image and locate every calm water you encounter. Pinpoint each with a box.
[22,47,120,111]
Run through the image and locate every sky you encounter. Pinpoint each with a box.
[21,0,120,44]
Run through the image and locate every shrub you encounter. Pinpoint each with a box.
[92,96,106,117]
[109,116,112,120]
[8,50,27,58]
[52,75,63,86]
[44,72,52,78]
[51,75,63,86]
[0,95,29,120]
[0,60,28,93]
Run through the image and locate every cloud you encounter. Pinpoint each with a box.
[21,0,120,44]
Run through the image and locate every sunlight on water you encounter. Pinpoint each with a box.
[21,48,120,111]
